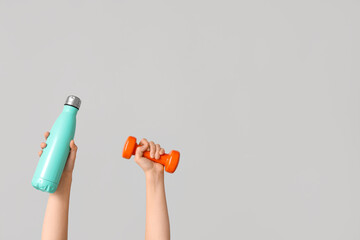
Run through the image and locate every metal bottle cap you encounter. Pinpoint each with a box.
[65,95,81,109]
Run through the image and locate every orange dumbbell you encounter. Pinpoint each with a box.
[122,136,180,173]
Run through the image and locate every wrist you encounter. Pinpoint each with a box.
[60,172,73,184]
[145,170,164,185]
[51,172,73,196]
[145,169,164,179]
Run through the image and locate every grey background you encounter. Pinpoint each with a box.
[0,0,359,239]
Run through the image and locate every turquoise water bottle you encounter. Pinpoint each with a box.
[32,95,81,193]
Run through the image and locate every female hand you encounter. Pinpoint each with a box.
[134,138,165,174]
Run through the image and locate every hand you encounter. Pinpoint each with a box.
[40,131,77,240]
[39,131,78,174]
[134,138,165,174]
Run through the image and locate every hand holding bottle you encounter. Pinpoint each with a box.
[38,131,78,240]
[32,95,81,193]
[39,131,78,175]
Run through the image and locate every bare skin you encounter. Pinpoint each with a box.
[39,131,78,240]
[134,139,171,240]
[38,134,170,240]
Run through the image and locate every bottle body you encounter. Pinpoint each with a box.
[32,105,78,193]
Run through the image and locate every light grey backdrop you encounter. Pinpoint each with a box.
[0,1,359,239]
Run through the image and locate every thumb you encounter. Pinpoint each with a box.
[135,146,145,159]
[135,138,149,159]
[68,140,78,162]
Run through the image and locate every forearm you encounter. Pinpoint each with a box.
[145,171,170,240]
[42,173,72,240]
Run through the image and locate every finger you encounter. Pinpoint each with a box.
[44,131,50,140]
[139,138,149,152]
[38,150,43,157]
[155,144,161,159]
[68,140,78,161]
[159,148,165,155]
[135,147,144,159]
[135,138,149,158]
[149,141,156,158]
[40,142,47,149]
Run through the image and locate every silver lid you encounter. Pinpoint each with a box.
[65,95,81,109]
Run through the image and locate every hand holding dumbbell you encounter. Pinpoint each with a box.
[122,136,180,173]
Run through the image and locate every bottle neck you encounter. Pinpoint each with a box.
[62,105,79,115]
